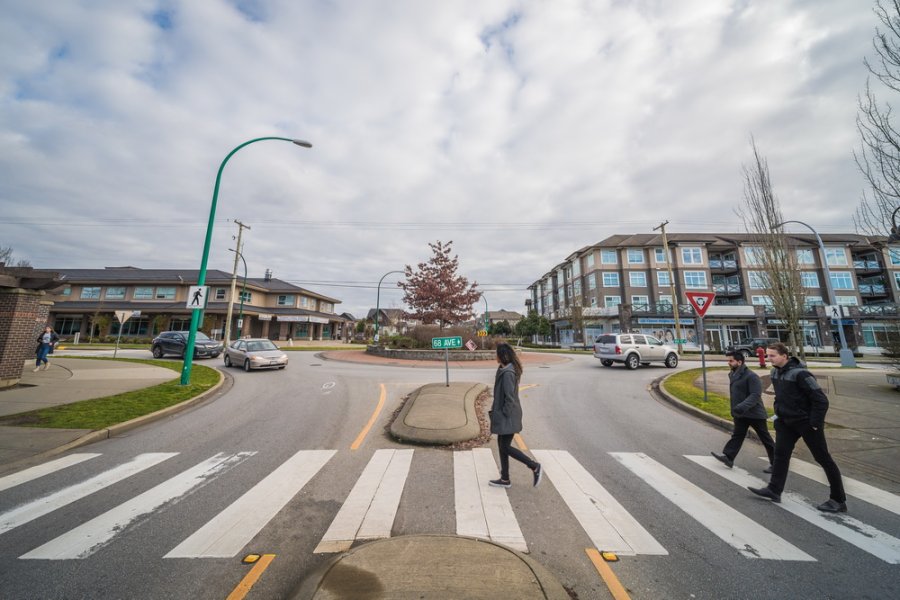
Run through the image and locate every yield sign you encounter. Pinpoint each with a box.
[686,291,716,318]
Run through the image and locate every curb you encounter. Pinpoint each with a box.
[1,368,230,470]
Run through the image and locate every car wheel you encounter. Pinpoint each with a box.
[152,346,163,359]
[741,349,752,359]
[625,354,640,370]
[278,366,286,370]
[224,355,231,367]
[243,359,251,372]
[601,359,613,367]
[665,353,679,368]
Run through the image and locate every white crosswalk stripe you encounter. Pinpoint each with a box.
[314,449,413,553]
[165,449,335,558]
[20,452,254,560]
[690,455,900,564]
[533,449,666,556]
[612,452,814,561]
[758,456,900,516]
[453,449,527,552]
[0,454,101,493]
[1,453,176,536]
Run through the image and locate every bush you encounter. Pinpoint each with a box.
[386,335,417,349]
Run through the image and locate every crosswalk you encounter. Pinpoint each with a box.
[1,447,898,564]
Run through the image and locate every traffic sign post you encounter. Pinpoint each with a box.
[432,336,463,386]
[685,292,716,403]
[113,310,139,359]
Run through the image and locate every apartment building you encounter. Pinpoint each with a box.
[527,233,900,352]
[46,267,348,341]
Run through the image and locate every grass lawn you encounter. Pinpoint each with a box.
[0,359,220,430]
[662,367,775,425]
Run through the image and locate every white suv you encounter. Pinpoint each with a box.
[593,333,679,369]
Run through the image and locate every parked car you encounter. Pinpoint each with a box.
[593,333,679,369]
[223,338,288,371]
[726,337,780,359]
[151,331,222,359]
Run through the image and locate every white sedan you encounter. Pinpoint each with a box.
[223,338,289,371]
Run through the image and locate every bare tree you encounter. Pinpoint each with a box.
[0,245,32,267]
[854,0,900,236]
[737,139,807,360]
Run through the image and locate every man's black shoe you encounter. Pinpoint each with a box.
[763,464,774,474]
[711,452,733,468]
[747,486,781,503]
[816,499,847,513]
[533,464,543,488]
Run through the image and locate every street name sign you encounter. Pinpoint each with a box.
[432,336,463,349]
[685,291,716,318]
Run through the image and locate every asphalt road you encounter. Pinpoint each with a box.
[0,352,898,599]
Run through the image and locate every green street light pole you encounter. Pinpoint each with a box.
[228,248,248,340]
[374,270,404,343]
[181,137,312,385]
[771,220,856,368]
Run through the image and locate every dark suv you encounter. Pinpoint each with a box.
[151,331,222,359]
[726,337,780,359]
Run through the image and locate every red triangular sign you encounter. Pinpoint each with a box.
[685,291,716,318]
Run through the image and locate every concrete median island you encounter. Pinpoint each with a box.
[389,382,488,445]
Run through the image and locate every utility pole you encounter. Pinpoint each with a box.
[223,220,250,345]
[654,220,683,353]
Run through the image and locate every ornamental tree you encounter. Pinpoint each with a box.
[398,240,481,329]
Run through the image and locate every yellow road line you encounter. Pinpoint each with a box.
[226,554,276,600]
[586,548,631,600]
[513,433,529,452]
[519,383,539,391]
[351,383,386,450]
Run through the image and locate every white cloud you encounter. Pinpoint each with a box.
[0,0,880,317]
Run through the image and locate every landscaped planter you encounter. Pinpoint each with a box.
[366,346,495,361]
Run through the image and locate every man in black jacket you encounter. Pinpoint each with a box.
[711,350,775,471]
[748,342,847,512]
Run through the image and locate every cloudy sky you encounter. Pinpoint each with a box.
[0,0,883,318]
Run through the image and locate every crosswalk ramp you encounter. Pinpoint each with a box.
[1,448,898,564]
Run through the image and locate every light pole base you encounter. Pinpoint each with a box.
[838,348,857,368]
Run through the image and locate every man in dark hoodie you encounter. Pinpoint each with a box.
[747,342,847,512]
[711,350,775,472]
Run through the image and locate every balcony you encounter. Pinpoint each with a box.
[709,259,738,271]
[853,259,883,273]
[712,283,743,297]
[859,303,899,316]
[859,283,888,297]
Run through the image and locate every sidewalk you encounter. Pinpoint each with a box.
[0,358,179,469]
[659,366,900,492]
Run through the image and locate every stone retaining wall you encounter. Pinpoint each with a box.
[366,345,495,361]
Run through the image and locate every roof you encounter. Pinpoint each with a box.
[50,268,341,303]
[486,310,524,320]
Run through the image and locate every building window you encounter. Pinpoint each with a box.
[836,295,859,306]
[155,287,176,300]
[601,250,617,264]
[631,295,649,306]
[239,291,252,302]
[586,253,595,267]
[110,317,150,336]
[681,247,703,265]
[134,287,154,300]
[800,272,819,288]
[825,248,848,266]
[588,276,596,291]
[657,271,671,286]
[747,271,767,289]
[215,288,226,300]
[889,248,900,265]
[796,249,816,265]
[590,296,597,307]
[61,286,71,296]
[170,317,190,331]
[277,295,295,306]
[604,296,622,307]
[602,273,620,287]
[572,260,581,277]
[629,272,647,287]
[321,302,332,313]
[829,272,854,290]
[683,271,707,289]
[80,287,101,299]
[105,287,126,299]
[751,295,774,306]
[627,249,644,264]
[805,296,824,308]
[655,248,668,263]
[53,316,82,335]
[659,294,673,306]
[744,246,764,266]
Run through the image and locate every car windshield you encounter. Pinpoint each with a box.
[195,333,212,341]
[247,340,278,352]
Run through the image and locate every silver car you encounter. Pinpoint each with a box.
[593,333,679,369]
[223,338,289,371]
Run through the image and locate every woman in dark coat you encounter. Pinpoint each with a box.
[489,343,542,488]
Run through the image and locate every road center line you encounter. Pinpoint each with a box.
[351,383,386,450]
[226,554,276,600]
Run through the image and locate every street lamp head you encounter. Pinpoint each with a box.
[769,222,784,232]
[292,139,313,148]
